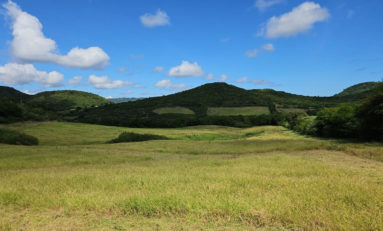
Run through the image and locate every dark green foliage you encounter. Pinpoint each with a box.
[357,82,383,140]
[110,132,168,143]
[0,128,39,145]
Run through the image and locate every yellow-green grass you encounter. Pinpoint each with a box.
[1,122,383,230]
[153,107,195,115]
[207,106,270,116]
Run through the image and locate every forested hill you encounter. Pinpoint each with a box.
[71,81,380,127]
[0,87,110,123]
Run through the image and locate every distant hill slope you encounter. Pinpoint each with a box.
[28,90,110,111]
[109,97,142,103]
[0,86,30,103]
[73,81,379,127]
[0,87,109,123]
[335,82,378,97]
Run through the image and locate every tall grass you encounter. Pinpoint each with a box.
[0,122,382,230]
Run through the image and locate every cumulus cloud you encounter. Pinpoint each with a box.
[155,79,186,90]
[0,63,64,87]
[263,2,330,38]
[254,0,283,11]
[153,66,164,73]
[88,75,133,89]
[68,76,82,85]
[140,9,170,27]
[245,49,259,58]
[3,0,110,69]
[205,74,214,80]
[219,74,228,82]
[262,43,275,51]
[169,61,204,77]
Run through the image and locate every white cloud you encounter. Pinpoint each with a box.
[263,2,330,38]
[0,63,63,87]
[205,74,214,80]
[140,9,170,28]
[245,49,259,58]
[3,1,110,69]
[262,43,275,51]
[106,96,113,99]
[255,0,283,11]
[153,66,164,73]
[169,61,204,77]
[219,74,228,82]
[236,76,249,83]
[88,75,133,89]
[118,67,127,73]
[155,79,186,90]
[68,76,82,85]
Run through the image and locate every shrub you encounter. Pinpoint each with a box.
[110,132,168,143]
[0,128,39,145]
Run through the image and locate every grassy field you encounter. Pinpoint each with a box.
[153,107,195,115]
[207,106,270,116]
[0,122,383,230]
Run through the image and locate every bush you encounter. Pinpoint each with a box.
[314,104,360,138]
[0,128,39,145]
[110,132,168,143]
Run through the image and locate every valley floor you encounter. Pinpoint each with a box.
[0,122,382,230]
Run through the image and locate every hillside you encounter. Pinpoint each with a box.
[0,86,30,103]
[0,87,110,123]
[28,90,110,111]
[335,82,378,97]
[73,81,378,127]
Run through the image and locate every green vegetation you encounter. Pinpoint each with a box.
[110,132,168,143]
[284,82,383,141]
[0,128,38,145]
[28,90,110,111]
[207,106,270,116]
[0,122,382,230]
[335,81,378,97]
[72,82,378,128]
[153,107,195,115]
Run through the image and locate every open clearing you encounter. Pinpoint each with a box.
[207,106,270,116]
[1,122,383,230]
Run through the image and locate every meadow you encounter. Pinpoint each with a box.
[0,122,383,230]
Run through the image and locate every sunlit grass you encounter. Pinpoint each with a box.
[0,122,382,230]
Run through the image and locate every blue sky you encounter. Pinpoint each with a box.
[0,0,382,98]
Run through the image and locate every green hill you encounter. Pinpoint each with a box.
[335,82,378,97]
[73,82,378,127]
[0,87,110,123]
[28,90,110,111]
[0,86,30,103]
